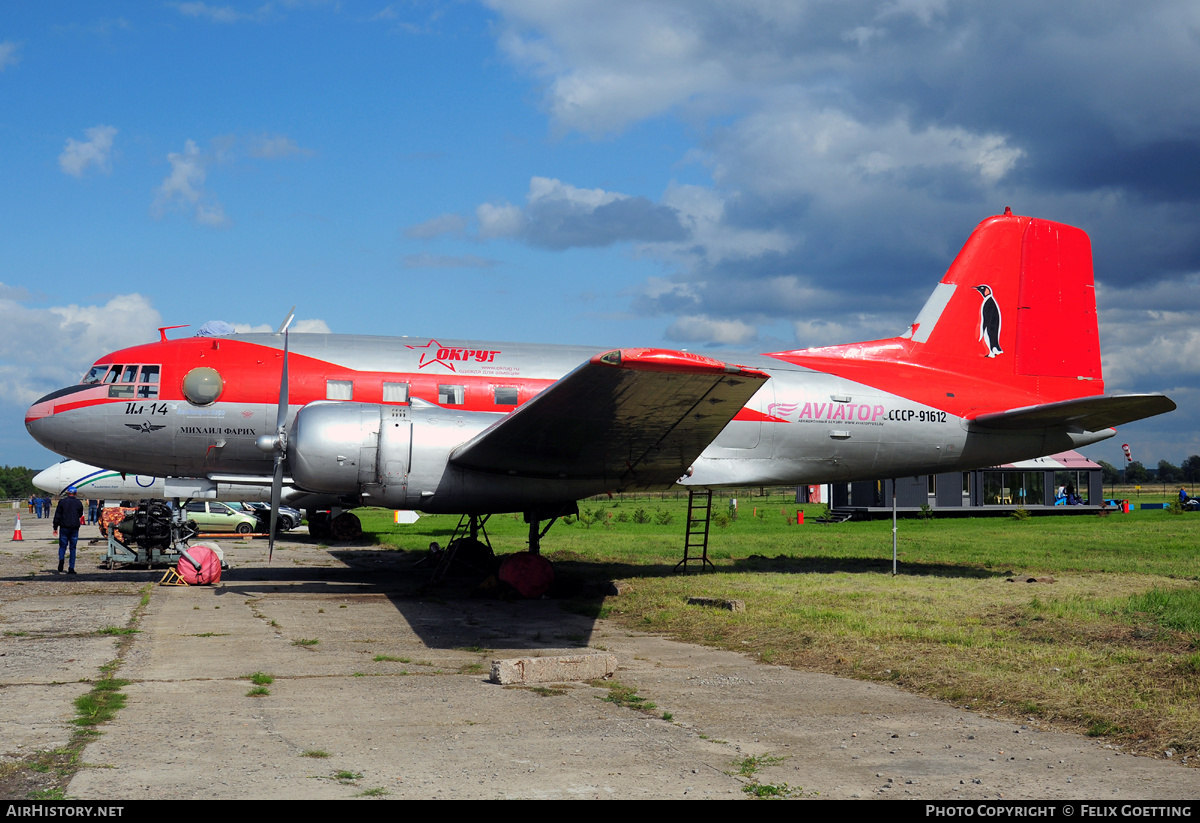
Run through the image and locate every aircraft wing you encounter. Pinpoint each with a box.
[449,348,770,490]
[970,393,1176,431]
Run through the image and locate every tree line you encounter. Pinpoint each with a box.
[0,466,40,500]
[1095,456,1200,485]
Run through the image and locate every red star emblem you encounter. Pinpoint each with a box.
[406,338,455,371]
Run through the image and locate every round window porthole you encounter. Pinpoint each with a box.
[182,367,224,406]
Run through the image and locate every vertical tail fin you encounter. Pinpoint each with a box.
[906,214,1102,383]
[772,213,1106,414]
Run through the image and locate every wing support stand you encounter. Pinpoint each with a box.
[430,513,494,582]
[675,489,715,573]
[891,480,898,576]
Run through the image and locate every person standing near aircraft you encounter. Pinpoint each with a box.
[87,497,98,525]
[52,486,84,574]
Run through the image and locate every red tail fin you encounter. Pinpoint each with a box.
[771,213,1106,416]
[906,214,1101,382]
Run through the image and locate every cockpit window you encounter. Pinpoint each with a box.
[82,365,111,384]
[93,363,162,399]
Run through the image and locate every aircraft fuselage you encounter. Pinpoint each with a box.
[26,332,1109,514]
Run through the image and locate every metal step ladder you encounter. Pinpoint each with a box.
[675,489,715,572]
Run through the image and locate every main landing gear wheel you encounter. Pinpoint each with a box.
[446,537,494,574]
[330,512,362,541]
[307,512,331,539]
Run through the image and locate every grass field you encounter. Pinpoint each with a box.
[356,491,1200,762]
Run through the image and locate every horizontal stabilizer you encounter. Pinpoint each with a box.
[970,394,1176,432]
[450,348,769,489]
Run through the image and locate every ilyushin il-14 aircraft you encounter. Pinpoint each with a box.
[26,212,1175,558]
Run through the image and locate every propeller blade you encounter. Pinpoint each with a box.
[268,453,283,562]
[275,327,289,434]
[276,305,296,335]
[268,326,290,563]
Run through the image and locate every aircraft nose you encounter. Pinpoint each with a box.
[32,466,59,494]
[25,385,96,455]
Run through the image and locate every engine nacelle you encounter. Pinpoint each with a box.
[287,400,495,509]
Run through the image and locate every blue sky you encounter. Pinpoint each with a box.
[3,1,1198,473]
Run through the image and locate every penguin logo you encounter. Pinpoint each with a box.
[974,284,1003,358]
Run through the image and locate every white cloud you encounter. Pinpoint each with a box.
[791,314,901,350]
[653,182,793,264]
[474,176,687,248]
[488,1,741,136]
[0,289,163,408]
[405,213,468,239]
[711,100,1024,204]
[152,139,230,227]
[476,201,525,239]
[229,318,332,334]
[0,40,20,70]
[665,314,757,346]
[59,125,118,178]
[169,2,269,23]
[248,134,312,159]
[1099,308,1200,393]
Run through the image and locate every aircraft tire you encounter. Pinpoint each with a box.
[308,514,331,539]
[447,538,494,574]
[330,512,362,542]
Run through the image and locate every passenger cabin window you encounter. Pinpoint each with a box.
[493,386,518,406]
[438,385,465,405]
[382,382,410,403]
[326,380,353,401]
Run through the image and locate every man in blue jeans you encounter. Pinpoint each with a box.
[53,486,85,574]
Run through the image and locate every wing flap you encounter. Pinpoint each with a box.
[450,348,770,490]
[970,393,1175,431]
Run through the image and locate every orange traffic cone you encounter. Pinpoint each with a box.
[12,516,23,541]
